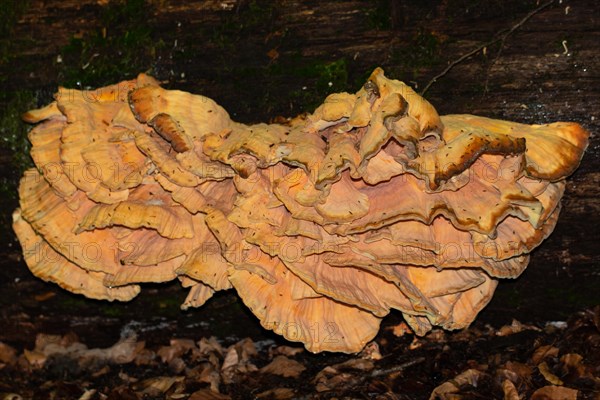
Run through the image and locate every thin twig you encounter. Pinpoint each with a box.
[421,0,555,96]
[370,357,426,377]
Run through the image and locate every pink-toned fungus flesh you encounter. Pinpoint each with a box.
[13,69,589,353]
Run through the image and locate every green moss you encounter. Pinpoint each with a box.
[58,0,160,87]
[0,0,30,65]
[544,285,600,311]
[273,57,351,113]
[100,303,127,317]
[0,89,35,200]
[210,0,275,50]
[55,295,92,310]
[390,29,441,79]
[446,0,535,20]
[366,0,392,30]
[0,0,29,38]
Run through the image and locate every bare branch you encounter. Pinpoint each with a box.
[421,0,555,96]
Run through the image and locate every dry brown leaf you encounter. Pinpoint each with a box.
[91,365,110,378]
[502,379,520,400]
[135,375,184,396]
[315,371,356,393]
[168,357,186,374]
[198,337,224,357]
[429,369,485,400]
[260,355,306,378]
[333,358,375,372]
[33,291,56,302]
[530,385,578,400]
[23,332,143,369]
[559,353,587,380]
[497,319,541,336]
[219,339,259,384]
[77,389,97,400]
[0,342,17,365]
[195,362,221,393]
[188,388,231,400]
[269,345,304,358]
[232,338,258,361]
[266,48,279,61]
[532,345,560,365]
[503,361,533,381]
[538,362,564,385]
[134,347,156,366]
[312,358,377,393]
[359,341,382,360]
[157,338,197,363]
[592,305,600,332]
[390,321,413,337]
[255,388,296,399]
[221,346,239,371]
[0,394,23,400]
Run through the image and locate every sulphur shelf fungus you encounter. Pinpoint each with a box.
[13,68,589,353]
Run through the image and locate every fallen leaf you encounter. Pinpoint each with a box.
[409,337,422,350]
[267,48,279,61]
[390,321,413,337]
[34,291,56,302]
[260,355,306,378]
[232,338,258,361]
[169,356,186,374]
[504,361,533,380]
[359,341,382,360]
[198,337,224,357]
[0,342,17,365]
[221,346,239,371]
[592,305,600,332]
[158,338,196,363]
[134,347,156,366]
[532,345,559,365]
[559,353,586,380]
[313,358,378,393]
[538,362,563,385]
[502,379,519,400]
[269,345,304,357]
[530,385,578,400]
[255,387,296,399]
[315,371,356,393]
[188,388,231,400]
[78,389,96,400]
[221,338,258,383]
[429,369,485,400]
[497,319,540,336]
[0,394,23,400]
[195,362,221,392]
[135,375,184,396]
[91,365,110,378]
[333,358,375,372]
[23,332,144,369]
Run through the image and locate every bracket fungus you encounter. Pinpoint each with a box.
[13,68,589,353]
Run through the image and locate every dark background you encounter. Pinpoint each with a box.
[0,0,598,351]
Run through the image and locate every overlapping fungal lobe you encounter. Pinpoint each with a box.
[14,69,589,353]
[13,74,236,303]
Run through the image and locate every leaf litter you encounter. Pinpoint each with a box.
[0,306,599,399]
